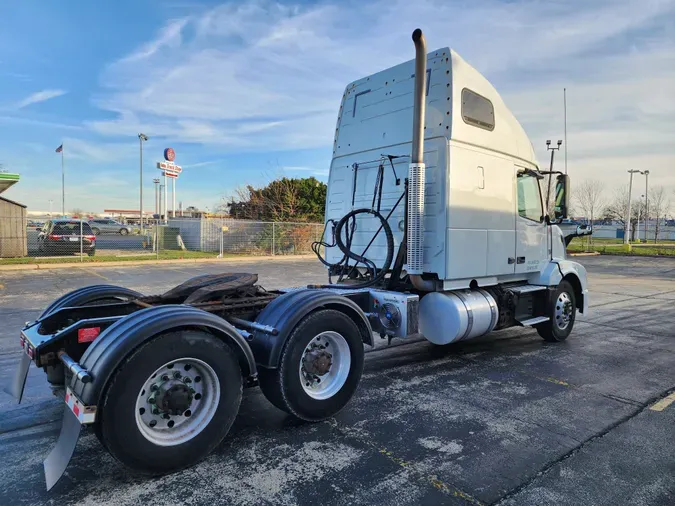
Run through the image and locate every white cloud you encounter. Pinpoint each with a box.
[86,0,674,195]
[16,89,67,109]
[119,18,189,63]
[282,166,329,177]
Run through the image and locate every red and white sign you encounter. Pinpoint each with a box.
[156,161,182,173]
[164,147,176,162]
[163,171,178,179]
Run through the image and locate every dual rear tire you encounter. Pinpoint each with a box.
[96,330,242,474]
[259,309,365,421]
[96,309,364,475]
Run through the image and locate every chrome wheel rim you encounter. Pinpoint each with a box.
[555,292,573,330]
[135,358,220,446]
[299,331,351,400]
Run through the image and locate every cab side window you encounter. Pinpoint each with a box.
[517,172,543,222]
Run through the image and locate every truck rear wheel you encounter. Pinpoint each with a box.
[536,280,576,342]
[96,330,242,474]
[258,309,364,421]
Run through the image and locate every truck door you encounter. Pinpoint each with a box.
[515,168,548,274]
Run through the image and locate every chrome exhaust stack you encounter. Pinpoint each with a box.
[408,28,435,291]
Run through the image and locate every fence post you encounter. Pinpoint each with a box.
[80,218,83,262]
[220,215,224,258]
[272,222,275,256]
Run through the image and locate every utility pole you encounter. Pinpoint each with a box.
[138,133,149,231]
[625,169,641,244]
[48,199,53,218]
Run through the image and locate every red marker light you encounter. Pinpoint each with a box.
[78,327,101,343]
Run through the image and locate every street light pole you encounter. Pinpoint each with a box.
[644,170,649,242]
[138,133,149,231]
[48,199,53,218]
[625,169,642,244]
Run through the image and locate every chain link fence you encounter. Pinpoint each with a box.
[1,215,324,264]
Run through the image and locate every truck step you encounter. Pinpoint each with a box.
[518,316,550,326]
[508,285,548,294]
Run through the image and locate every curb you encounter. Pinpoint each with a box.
[568,252,601,257]
[0,254,316,272]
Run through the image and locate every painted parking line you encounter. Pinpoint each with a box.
[77,268,110,281]
[650,392,675,412]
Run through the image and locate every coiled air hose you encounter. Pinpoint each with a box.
[311,207,395,289]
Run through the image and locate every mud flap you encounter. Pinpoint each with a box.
[44,408,81,491]
[3,352,31,403]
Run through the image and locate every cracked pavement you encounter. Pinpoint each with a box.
[0,256,673,505]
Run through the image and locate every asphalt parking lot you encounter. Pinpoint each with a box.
[0,256,673,505]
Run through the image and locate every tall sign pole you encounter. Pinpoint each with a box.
[138,134,148,231]
[164,172,168,222]
[172,178,176,219]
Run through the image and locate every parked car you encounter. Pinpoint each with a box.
[37,220,96,256]
[88,219,131,236]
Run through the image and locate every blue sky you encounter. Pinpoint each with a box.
[1,0,674,213]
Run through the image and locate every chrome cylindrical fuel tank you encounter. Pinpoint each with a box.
[419,289,499,345]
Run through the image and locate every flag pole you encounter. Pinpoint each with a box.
[61,144,65,217]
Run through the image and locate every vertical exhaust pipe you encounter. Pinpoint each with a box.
[408,28,435,291]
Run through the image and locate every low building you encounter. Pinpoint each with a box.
[0,195,27,257]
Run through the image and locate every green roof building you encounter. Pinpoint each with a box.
[0,172,20,194]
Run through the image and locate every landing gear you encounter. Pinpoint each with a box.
[96,330,242,474]
[537,280,576,342]
[259,309,364,421]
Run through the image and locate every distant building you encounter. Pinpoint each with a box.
[0,195,27,257]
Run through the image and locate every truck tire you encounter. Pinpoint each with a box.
[536,280,576,342]
[96,330,242,474]
[258,309,364,421]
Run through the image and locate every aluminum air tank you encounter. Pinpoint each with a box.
[419,289,499,345]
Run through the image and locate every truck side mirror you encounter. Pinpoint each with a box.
[553,174,570,221]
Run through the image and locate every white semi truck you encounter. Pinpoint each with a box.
[5,29,587,489]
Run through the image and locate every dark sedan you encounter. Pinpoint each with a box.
[37,220,96,256]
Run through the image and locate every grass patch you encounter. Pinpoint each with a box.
[568,237,675,257]
[0,250,241,265]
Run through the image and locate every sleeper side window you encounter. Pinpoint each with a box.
[461,88,495,131]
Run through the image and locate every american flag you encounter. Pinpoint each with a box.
[55,144,63,153]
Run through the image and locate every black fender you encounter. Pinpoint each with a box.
[39,284,142,319]
[70,305,256,406]
[250,289,374,369]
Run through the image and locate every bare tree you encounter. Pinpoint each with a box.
[573,180,604,247]
[602,186,643,241]
[649,186,671,242]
